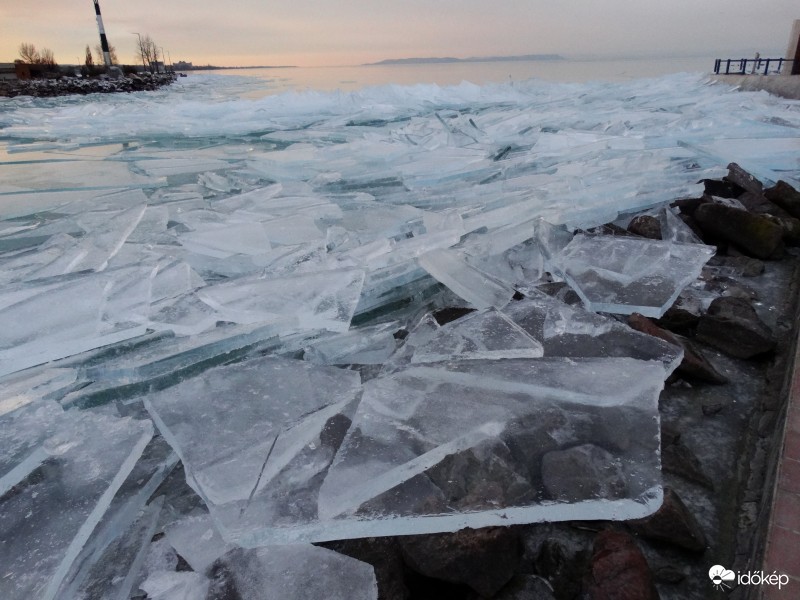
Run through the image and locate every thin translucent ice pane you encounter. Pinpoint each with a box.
[0,409,152,600]
[549,235,714,317]
[316,358,663,537]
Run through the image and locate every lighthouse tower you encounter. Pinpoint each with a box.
[93,0,113,67]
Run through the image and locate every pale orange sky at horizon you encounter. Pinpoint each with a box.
[0,1,796,68]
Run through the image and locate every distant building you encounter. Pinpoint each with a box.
[0,63,17,80]
[174,60,192,71]
[0,62,31,80]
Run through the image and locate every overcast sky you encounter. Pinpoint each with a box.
[1,1,796,67]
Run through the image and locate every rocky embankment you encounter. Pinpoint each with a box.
[315,166,800,600]
[0,72,177,98]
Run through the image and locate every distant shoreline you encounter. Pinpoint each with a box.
[364,54,564,66]
[185,65,297,71]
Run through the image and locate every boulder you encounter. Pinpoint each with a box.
[399,527,521,597]
[699,178,744,199]
[724,162,763,195]
[627,215,662,239]
[533,536,589,600]
[764,180,800,219]
[628,488,707,552]
[695,296,776,359]
[627,313,727,384]
[693,202,783,259]
[706,255,765,277]
[585,530,659,600]
[661,442,714,487]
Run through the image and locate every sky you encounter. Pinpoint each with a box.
[0,1,797,67]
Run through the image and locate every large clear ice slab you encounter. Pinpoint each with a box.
[317,357,663,536]
[547,234,715,317]
[144,356,362,534]
[0,408,153,600]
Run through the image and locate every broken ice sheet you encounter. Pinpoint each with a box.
[0,409,153,600]
[318,357,663,533]
[303,321,399,365]
[212,545,378,600]
[57,437,177,600]
[30,204,147,277]
[144,355,361,511]
[0,267,152,377]
[0,400,63,496]
[178,221,271,258]
[164,513,234,574]
[409,308,543,363]
[197,267,365,332]
[418,248,515,310]
[503,293,683,375]
[548,234,714,317]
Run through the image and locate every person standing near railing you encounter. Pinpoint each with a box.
[751,52,760,74]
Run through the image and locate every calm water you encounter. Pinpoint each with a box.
[194,56,716,98]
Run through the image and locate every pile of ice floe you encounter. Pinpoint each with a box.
[1,73,799,599]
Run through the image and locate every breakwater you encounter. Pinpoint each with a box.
[0,72,177,98]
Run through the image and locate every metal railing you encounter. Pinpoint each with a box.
[713,57,795,75]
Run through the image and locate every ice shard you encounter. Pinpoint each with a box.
[418,248,515,309]
[0,267,152,377]
[318,357,664,535]
[213,545,378,600]
[197,268,365,332]
[144,356,362,537]
[409,308,544,363]
[503,293,684,374]
[0,409,153,600]
[303,321,400,365]
[546,234,715,317]
[164,513,233,575]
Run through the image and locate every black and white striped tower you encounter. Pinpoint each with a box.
[93,0,113,67]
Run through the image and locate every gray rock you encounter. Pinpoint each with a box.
[628,487,707,552]
[694,203,783,259]
[585,530,659,600]
[764,180,800,219]
[695,296,776,358]
[627,215,662,240]
[399,527,521,597]
[724,162,763,195]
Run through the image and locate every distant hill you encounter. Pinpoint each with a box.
[366,54,565,66]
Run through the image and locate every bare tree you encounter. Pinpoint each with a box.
[18,42,40,64]
[85,45,94,68]
[94,43,118,65]
[136,34,159,73]
[38,48,57,67]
